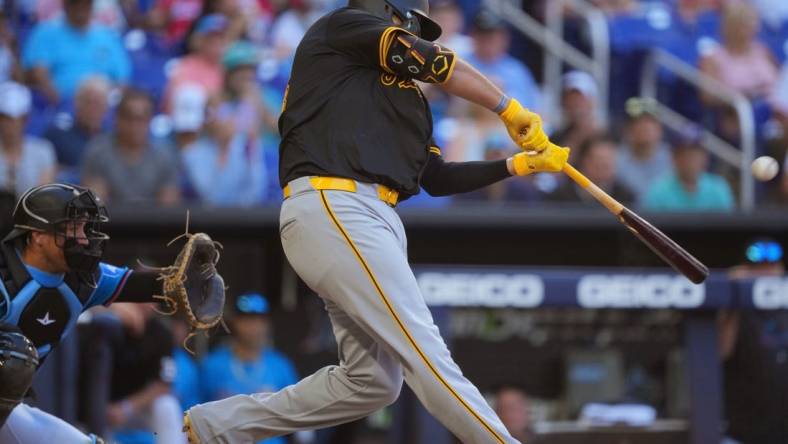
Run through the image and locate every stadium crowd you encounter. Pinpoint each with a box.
[0,0,785,212]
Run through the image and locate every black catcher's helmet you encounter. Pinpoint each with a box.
[6,184,109,287]
[349,0,442,41]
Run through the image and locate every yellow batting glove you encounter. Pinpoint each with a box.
[497,97,549,152]
[512,144,570,176]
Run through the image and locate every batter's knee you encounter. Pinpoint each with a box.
[358,365,404,410]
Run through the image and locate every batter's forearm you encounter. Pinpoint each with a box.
[440,58,506,112]
[420,157,511,196]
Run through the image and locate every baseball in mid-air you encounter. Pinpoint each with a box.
[751,156,780,181]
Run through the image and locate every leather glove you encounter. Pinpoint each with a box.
[498,98,549,152]
[511,144,570,175]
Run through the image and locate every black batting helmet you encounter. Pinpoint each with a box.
[349,0,442,41]
[6,183,109,287]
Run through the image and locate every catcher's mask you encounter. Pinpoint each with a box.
[7,183,109,287]
[348,0,441,41]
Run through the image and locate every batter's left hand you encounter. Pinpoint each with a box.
[510,144,570,176]
[498,98,549,152]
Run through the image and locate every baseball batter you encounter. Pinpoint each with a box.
[184,1,569,443]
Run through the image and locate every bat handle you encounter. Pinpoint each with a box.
[561,163,624,214]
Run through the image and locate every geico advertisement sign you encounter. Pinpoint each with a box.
[577,275,705,308]
[417,272,544,307]
[752,277,788,309]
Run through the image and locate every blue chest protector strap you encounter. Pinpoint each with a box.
[0,236,93,360]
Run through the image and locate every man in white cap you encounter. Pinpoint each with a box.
[0,82,56,199]
[550,70,602,153]
[171,84,207,151]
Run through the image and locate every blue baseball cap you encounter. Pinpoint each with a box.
[194,14,228,36]
[234,292,270,316]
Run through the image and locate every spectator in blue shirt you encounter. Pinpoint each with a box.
[617,98,673,202]
[464,9,541,111]
[200,292,298,444]
[180,98,264,206]
[171,316,202,411]
[643,125,735,212]
[22,0,130,105]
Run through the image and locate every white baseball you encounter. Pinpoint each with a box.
[751,156,779,181]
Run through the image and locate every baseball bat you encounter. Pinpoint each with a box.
[561,161,709,284]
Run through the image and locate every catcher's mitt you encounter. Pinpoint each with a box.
[146,216,227,352]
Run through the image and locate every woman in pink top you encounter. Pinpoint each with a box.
[699,2,778,101]
[164,14,229,110]
[699,2,777,143]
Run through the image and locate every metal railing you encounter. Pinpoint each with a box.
[489,0,610,125]
[640,49,756,211]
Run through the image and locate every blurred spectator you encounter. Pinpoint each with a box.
[165,13,229,109]
[22,0,130,104]
[0,82,56,198]
[642,126,734,211]
[454,133,541,203]
[80,303,186,443]
[269,0,327,61]
[44,75,110,182]
[170,84,207,200]
[180,94,263,206]
[465,9,540,110]
[549,134,635,205]
[0,15,21,84]
[432,0,472,58]
[699,2,778,102]
[171,316,202,411]
[494,385,536,444]
[720,238,787,444]
[218,40,277,143]
[193,0,274,46]
[201,292,298,444]
[149,0,205,44]
[171,83,207,150]
[82,88,181,205]
[616,98,672,202]
[445,102,511,162]
[36,0,129,31]
[550,71,602,154]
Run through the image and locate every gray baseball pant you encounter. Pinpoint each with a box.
[187,177,518,444]
[0,403,95,443]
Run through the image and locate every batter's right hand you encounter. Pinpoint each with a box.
[498,98,549,152]
[510,143,570,176]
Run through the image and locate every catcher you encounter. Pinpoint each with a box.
[0,183,224,443]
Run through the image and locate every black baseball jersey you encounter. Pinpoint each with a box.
[278,7,443,196]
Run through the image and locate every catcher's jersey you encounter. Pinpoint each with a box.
[0,245,130,360]
[278,7,437,196]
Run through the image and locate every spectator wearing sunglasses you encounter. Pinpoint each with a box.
[199,292,297,444]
